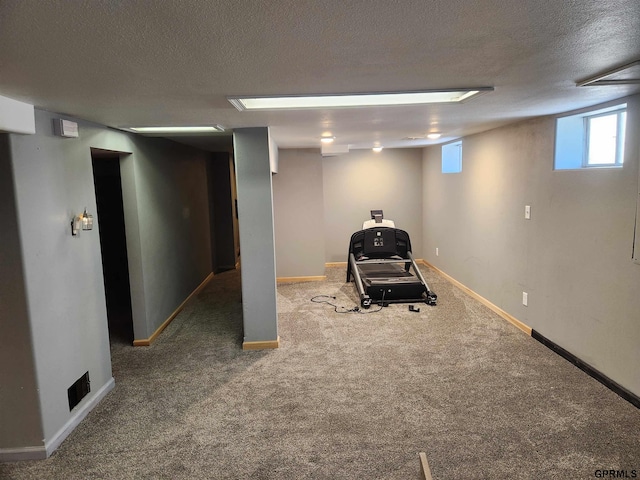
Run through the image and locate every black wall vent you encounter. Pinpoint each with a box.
[68,371,90,411]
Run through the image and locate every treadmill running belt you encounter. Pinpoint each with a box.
[359,263,426,301]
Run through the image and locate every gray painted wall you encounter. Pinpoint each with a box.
[3,109,213,453]
[272,149,325,278]
[233,128,278,343]
[129,140,212,338]
[0,135,43,449]
[8,111,116,445]
[272,148,424,270]
[11,110,119,443]
[422,94,640,396]
[322,148,424,262]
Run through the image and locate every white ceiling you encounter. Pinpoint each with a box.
[1,0,639,151]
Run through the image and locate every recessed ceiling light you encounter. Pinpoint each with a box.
[321,136,335,144]
[372,146,384,152]
[128,125,225,133]
[228,88,493,111]
[427,133,442,140]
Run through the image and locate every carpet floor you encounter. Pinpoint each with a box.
[1,266,638,479]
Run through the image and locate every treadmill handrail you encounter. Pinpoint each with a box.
[407,252,428,288]
[349,252,371,307]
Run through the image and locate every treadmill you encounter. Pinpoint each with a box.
[346,212,437,309]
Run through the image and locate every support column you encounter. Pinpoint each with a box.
[233,128,279,349]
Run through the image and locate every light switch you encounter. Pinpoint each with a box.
[525,205,531,220]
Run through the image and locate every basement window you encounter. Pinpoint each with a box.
[555,103,627,170]
[442,140,462,173]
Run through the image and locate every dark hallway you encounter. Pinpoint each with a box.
[92,153,134,345]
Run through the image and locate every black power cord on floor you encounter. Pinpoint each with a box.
[310,295,384,314]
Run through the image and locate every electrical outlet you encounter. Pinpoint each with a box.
[525,205,531,220]
[522,292,528,306]
[436,247,439,256]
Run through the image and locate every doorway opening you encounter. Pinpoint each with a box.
[91,152,134,345]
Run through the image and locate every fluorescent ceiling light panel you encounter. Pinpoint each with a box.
[129,125,224,133]
[229,88,492,111]
[577,60,640,86]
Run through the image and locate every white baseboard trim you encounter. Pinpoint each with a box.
[0,376,115,462]
[45,377,116,457]
[0,446,47,462]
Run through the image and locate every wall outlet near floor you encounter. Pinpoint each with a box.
[522,291,528,306]
[436,247,439,256]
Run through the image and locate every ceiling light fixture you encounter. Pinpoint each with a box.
[372,146,384,153]
[427,133,442,140]
[320,136,335,144]
[577,60,640,87]
[228,88,493,111]
[128,125,225,133]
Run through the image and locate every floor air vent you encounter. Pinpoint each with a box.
[68,371,90,411]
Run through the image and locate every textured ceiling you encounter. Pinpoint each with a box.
[0,0,639,150]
